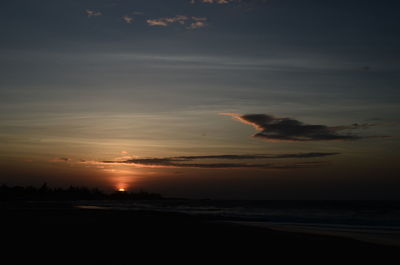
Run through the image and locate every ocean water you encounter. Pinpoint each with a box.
[76,200,400,247]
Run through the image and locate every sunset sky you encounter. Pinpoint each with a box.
[1,0,399,199]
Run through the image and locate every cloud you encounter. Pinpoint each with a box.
[85,9,103,18]
[146,19,169,27]
[100,152,338,169]
[122,16,134,24]
[176,153,339,160]
[50,157,72,163]
[187,21,208,29]
[192,17,208,22]
[187,17,208,29]
[83,8,207,30]
[191,0,268,4]
[147,15,189,27]
[191,0,236,4]
[146,15,207,29]
[222,113,384,142]
[190,0,272,12]
[329,123,377,131]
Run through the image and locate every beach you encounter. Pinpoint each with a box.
[2,201,399,264]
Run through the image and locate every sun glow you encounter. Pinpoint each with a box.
[101,165,137,193]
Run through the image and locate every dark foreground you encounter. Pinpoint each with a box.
[2,202,399,264]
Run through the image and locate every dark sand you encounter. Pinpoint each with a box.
[2,202,398,264]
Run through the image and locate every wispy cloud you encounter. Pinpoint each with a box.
[99,152,338,169]
[146,19,169,27]
[85,9,103,18]
[191,0,236,4]
[222,113,387,142]
[122,15,134,24]
[192,17,208,22]
[147,15,189,27]
[50,157,72,163]
[187,17,208,29]
[146,15,208,29]
[187,21,207,29]
[190,0,272,13]
[175,153,339,160]
[198,0,271,4]
[84,8,208,30]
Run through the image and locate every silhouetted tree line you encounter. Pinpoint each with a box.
[0,183,163,201]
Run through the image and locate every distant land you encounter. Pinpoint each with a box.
[0,183,163,201]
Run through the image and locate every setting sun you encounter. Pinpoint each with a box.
[118,188,126,192]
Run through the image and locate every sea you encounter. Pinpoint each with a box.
[76,200,400,247]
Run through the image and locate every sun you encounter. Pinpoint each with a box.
[118,188,126,192]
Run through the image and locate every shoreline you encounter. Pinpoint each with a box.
[2,201,399,263]
[230,220,400,248]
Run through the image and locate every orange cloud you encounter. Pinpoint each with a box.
[187,21,208,29]
[146,15,207,29]
[147,15,189,27]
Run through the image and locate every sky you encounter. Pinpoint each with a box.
[0,0,399,199]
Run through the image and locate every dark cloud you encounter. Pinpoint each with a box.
[175,152,339,160]
[147,162,326,169]
[101,152,338,169]
[50,157,72,162]
[223,113,383,142]
[330,123,376,131]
